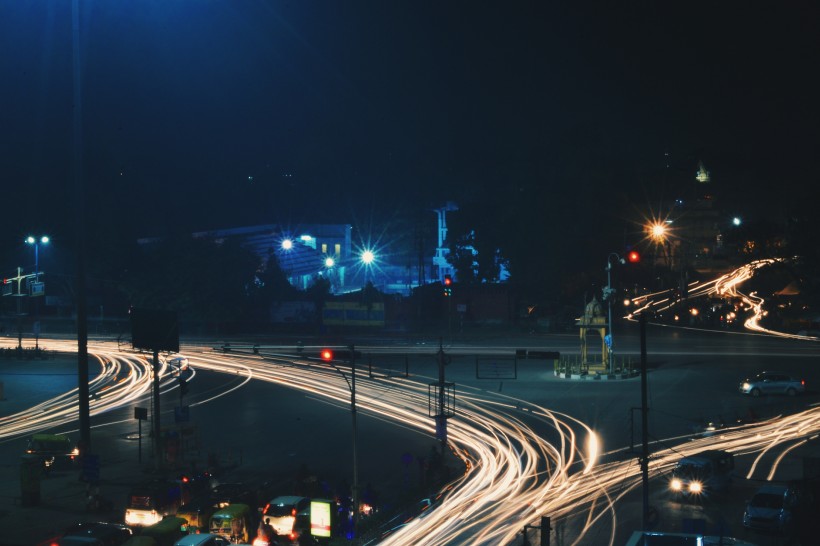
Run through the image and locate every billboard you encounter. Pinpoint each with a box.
[322,301,384,326]
[310,499,332,538]
[130,308,179,352]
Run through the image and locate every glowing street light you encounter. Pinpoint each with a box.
[25,235,49,351]
[25,235,50,282]
[360,249,375,265]
[360,249,376,286]
[281,238,293,251]
[324,256,335,268]
[649,222,667,241]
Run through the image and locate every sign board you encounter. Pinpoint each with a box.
[130,308,179,352]
[134,407,148,421]
[30,282,45,296]
[310,499,333,538]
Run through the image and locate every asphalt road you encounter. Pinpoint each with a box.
[1,323,818,545]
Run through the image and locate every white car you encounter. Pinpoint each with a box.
[739,371,806,397]
[742,484,797,533]
[259,495,310,543]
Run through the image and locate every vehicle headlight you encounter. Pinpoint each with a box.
[689,481,702,493]
[742,382,750,390]
[670,479,682,491]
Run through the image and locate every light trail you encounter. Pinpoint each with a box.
[2,338,819,544]
[2,257,818,544]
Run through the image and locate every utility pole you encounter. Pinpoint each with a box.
[430,340,455,455]
[153,350,161,468]
[350,345,359,540]
[73,0,91,456]
[640,312,650,528]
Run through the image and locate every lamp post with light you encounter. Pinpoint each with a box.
[605,253,625,374]
[360,249,375,286]
[25,235,49,351]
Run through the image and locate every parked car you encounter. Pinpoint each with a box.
[742,483,798,533]
[739,371,805,397]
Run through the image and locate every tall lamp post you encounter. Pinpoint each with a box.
[605,253,625,374]
[25,235,49,282]
[25,235,49,351]
[361,249,375,287]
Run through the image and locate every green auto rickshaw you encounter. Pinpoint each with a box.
[209,503,254,543]
[141,516,187,546]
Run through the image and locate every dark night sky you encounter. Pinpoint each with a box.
[2,1,818,268]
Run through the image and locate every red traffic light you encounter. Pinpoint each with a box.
[627,250,640,263]
[320,349,333,361]
[443,274,452,286]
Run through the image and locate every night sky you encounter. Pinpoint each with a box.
[2,1,818,272]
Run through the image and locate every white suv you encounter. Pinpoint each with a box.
[259,495,310,543]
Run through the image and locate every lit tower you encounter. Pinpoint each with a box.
[432,202,458,283]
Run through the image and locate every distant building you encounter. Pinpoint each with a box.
[661,160,725,274]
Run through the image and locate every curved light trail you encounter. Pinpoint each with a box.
[0,263,818,544]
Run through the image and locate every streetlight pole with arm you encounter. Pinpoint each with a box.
[605,253,624,375]
[25,235,49,351]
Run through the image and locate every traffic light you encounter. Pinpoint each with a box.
[443,274,452,297]
[627,250,640,263]
[320,348,334,361]
[178,376,189,396]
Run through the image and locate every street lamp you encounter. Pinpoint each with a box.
[360,249,375,286]
[25,235,49,351]
[25,235,50,282]
[605,253,625,374]
[649,222,667,241]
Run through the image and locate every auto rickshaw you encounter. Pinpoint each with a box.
[209,503,254,544]
[141,516,187,546]
[177,495,219,534]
